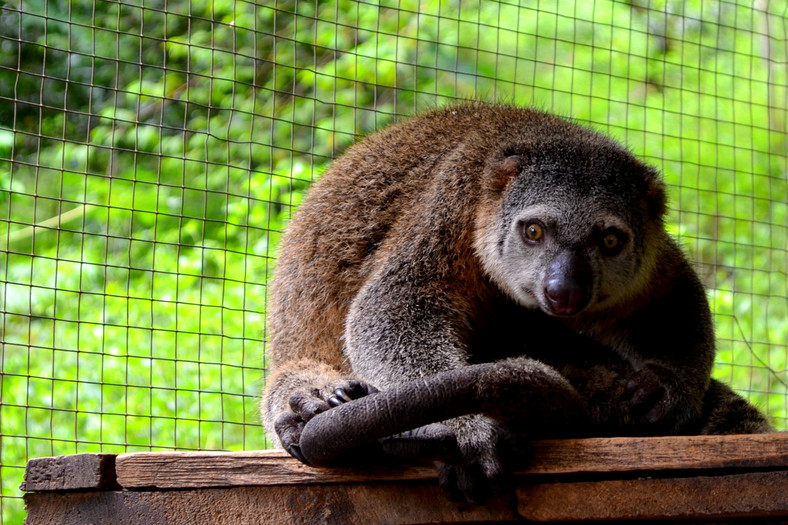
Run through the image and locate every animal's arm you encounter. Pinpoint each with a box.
[622,264,716,431]
[344,281,473,385]
[343,258,527,502]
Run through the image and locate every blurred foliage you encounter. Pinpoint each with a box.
[1,0,787,522]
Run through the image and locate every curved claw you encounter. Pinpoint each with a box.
[328,387,357,407]
[334,388,354,403]
[286,443,309,465]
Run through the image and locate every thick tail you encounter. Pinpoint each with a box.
[299,357,586,466]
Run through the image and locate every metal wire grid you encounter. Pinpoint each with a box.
[1,1,787,522]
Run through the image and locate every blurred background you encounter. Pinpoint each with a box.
[1,1,786,522]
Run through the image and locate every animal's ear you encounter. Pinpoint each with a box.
[644,168,667,219]
[488,154,523,193]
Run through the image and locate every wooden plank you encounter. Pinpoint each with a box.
[21,453,118,492]
[23,434,788,524]
[115,449,438,489]
[517,470,788,522]
[25,484,521,525]
[25,471,788,524]
[115,433,788,489]
[528,432,788,474]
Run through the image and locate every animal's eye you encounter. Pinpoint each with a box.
[523,222,544,243]
[600,228,626,255]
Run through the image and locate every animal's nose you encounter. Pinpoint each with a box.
[544,252,592,316]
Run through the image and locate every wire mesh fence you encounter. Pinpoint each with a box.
[1,0,787,522]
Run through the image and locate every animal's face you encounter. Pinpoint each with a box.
[490,200,645,315]
[475,143,666,317]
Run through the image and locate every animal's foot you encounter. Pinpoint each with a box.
[275,379,379,464]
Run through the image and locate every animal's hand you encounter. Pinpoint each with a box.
[437,414,506,504]
[274,379,379,464]
[626,363,695,429]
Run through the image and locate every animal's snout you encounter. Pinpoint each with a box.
[544,252,592,316]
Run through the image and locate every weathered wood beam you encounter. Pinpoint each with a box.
[24,485,520,525]
[113,433,788,489]
[21,453,118,492]
[517,471,788,521]
[22,434,788,524]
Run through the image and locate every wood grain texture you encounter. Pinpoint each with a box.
[527,432,788,474]
[517,471,788,521]
[114,433,788,489]
[115,449,438,489]
[25,484,520,525]
[23,434,788,524]
[21,453,118,492]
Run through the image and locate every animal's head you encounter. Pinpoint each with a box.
[475,116,667,317]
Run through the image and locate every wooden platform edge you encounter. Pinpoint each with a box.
[21,453,119,492]
[21,433,788,492]
[23,470,788,524]
[21,434,788,524]
[112,433,788,490]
